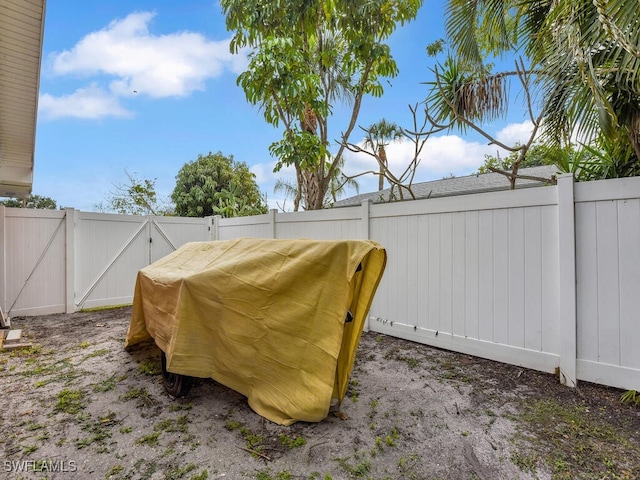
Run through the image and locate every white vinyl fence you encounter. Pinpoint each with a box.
[1,174,639,392]
[0,208,211,315]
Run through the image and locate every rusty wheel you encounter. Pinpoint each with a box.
[160,351,192,397]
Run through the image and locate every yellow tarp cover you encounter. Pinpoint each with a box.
[125,238,386,425]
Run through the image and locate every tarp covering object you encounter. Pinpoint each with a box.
[125,238,386,425]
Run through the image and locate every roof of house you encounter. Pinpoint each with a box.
[0,0,46,199]
[333,165,558,207]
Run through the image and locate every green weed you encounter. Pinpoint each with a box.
[166,463,197,480]
[255,469,292,480]
[106,464,124,478]
[55,389,86,414]
[136,431,161,446]
[621,390,640,408]
[81,348,109,361]
[189,471,208,480]
[335,456,371,477]
[120,387,158,407]
[22,444,38,454]
[513,398,639,479]
[9,344,43,357]
[75,412,118,449]
[169,402,193,412]
[278,433,306,449]
[93,373,125,392]
[138,359,161,376]
[225,420,242,431]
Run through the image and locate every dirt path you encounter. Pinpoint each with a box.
[1,307,638,479]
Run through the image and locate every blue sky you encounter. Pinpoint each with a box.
[34,1,534,212]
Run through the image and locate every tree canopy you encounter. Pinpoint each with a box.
[171,152,268,218]
[95,170,171,216]
[1,195,57,209]
[221,0,422,209]
[435,0,640,179]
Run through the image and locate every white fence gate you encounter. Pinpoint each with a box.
[0,208,211,315]
[1,174,639,392]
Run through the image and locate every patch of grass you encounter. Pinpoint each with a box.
[511,451,539,475]
[348,379,360,403]
[621,390,640,408]
[26,422,45,431]
[245,432,265,452]
[27,361,76,380]
[189,471,208,480]
[81,348,109,361]
[335,456,371,477]
[397,453,421,479]
[106,464,124,478]
[368,399,379,419]
[75,412,118,450]
[375,436,384,451]
[136,431,161,446]
[225,420,242,431]
[78,341,90,349]
[166,463,197,480]
[93,373,125,392]
[21,444,38,454]
[80,303,132,312]
[385,427,400,447]
[138,359,161,376]
[9,344,43,357]
[119,426,132,434]
[308,474,333,480]
[169,401,193,412]
[120,387,158,407]
[513,398,640,479]
[154,415,189,434]
[55,389,87,414]
[278,433,306,449]
[255,469,292,480]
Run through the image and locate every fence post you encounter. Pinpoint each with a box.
[210,216,221,241]
[557,174,577,387]
[269,209,278,239]
[204,216,215,241]
[0,205,5,313]
[65,208,76,313]
[360,200,372,240]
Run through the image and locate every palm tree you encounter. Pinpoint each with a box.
[363,119,404,190]
[440,0,640,171]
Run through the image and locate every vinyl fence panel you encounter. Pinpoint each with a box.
[3,175,640,391]
[367,187,562,378]
[1,207,67,315]
[574,177,640,389]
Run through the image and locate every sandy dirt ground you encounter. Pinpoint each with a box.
[1,307,638,480]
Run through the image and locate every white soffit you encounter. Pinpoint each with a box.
[0,0,46,199]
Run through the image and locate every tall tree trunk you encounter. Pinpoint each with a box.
[378,145,387,191]
[300,104,327,209]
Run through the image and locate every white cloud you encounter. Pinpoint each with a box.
[495,120,535,146]
[39,84,132,120]
[251,161,297,211]
[342,134,496,189]
[41,11,246,119]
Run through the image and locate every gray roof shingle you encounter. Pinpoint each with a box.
[332,165,558,207]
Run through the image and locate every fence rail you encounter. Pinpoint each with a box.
[2,174,639,392]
